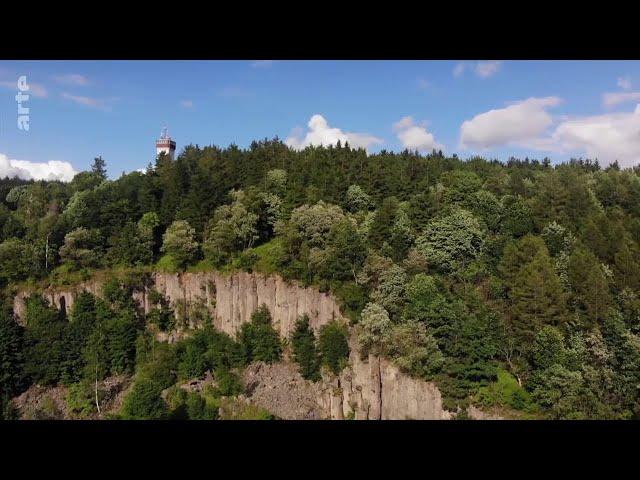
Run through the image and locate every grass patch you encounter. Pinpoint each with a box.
[475,368,538,414]
[186,259,216,273]
[156,254,180,273]
[251,238,284,275]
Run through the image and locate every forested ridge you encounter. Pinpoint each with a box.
[1,138,640,419]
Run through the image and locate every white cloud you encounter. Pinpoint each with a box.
[475,61,502,78]
[550,107,640,167]
[453,62,466,77]
[460,96,562,149]
[393,116,443,152]
[250,60,275,68]
[179,99,194,108]
[0,153,77,182]
[0,79,48,98]
[61,92,115,110]
[460,95,640,167]
[602,91,640,109]
[52,74,90,86]
[453,61,502,78]
[618,76,632,90]
[285,114,383,151]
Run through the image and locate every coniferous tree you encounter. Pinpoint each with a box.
[510,250,567,346]
[290,314,320,381]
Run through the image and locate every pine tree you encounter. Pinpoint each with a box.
[91,156,107,180]
[238,305,281,363]
[510,250,567,346]
[0,310,26,398]
[568,247,613,327]
[290,314,320,381]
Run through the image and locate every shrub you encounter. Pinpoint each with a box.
[66,380,103,418]
[213,368,243,397]
[120,378,168,420]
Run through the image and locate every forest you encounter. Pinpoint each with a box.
[1,138,640,420]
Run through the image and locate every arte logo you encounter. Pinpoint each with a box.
[16,75,30,131]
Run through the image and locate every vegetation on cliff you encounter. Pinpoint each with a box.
[1,140,640,419]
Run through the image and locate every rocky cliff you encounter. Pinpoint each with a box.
[14,271,342,339]
[13,270,455,420]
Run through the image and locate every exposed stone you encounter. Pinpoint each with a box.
[13,272,342,339]
[242,362,326,420]
[13,270,456,420]
[467,405,504,420]
[12,375,132,420]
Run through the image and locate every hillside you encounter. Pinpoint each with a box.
[1,140,640,420]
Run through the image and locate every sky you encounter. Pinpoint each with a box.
[1,60,640,181]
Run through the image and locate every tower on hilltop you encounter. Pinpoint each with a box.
[156,126,176,160]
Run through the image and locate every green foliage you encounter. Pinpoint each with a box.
[4,140,640,419]
[59,227,103,269]
[251,238,285,275]
[161,220,199,270]
[0,308,26,397]
[185,391,218,420]
[386,321,444,379]
[66,380,103,418]
[0,238,41,285]
[238,305,282,364]
[213,368,244,397]
[176,326,245,380]
[203,195,259,266]
[358,303,392,357]
[476,369,535,412]
[531,326,566,370]
[265,169,288,195]
[345,184,372,212]
[510,249,567,345]
[23,296,70,385]
[120,378,168,420]
[415,208,486,273]
[290,315,321,381]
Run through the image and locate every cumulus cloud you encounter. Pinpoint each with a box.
[550,107,640,167]
[618,76,632,90]
[602,91,640,109]
[460,95,640,167]
[179,99,194,108]
[393,116,443,152]
[453,61,502,78]
[0,79,48,98]
[460,96,562,149]
[52,74,90,86]
[0,153,77,182]
[285,114,383,151]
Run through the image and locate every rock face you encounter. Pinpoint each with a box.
[242,362,326,420]
[151,271,343,338]
[239,332,452,420]
[13,270,453,420]
[13,272,342,340]
[319,335,452,420]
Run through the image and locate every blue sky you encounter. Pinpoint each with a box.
[1,60,640,180]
